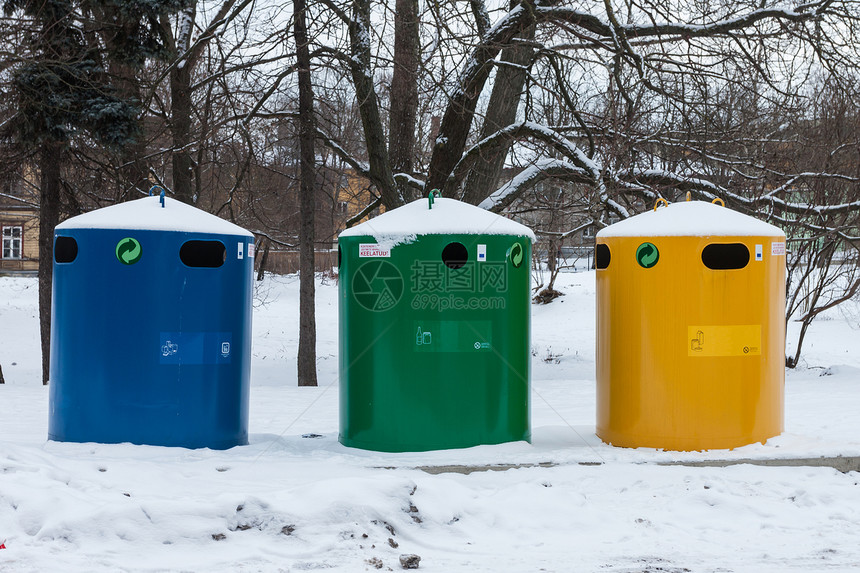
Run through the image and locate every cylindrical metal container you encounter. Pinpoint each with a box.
[596,199,786,450]
[338,195,534,452]
[49,196,254,449]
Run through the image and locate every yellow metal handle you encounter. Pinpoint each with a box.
[712,197,725,207]
[653,198,669,211]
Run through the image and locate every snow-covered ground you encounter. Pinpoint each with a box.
[2,271,860,572]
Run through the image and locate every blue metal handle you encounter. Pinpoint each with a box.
[148,185,167,208]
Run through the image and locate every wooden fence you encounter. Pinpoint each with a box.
[257,249,338,276]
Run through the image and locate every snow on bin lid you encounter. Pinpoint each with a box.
[339,197,535,246]
[56,196,253,237]
[597,200,784,238]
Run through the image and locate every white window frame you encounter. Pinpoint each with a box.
[2,225,22,259]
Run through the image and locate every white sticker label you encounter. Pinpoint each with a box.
[359,244,391,258]
[237,242,244,260]
[755,244,763,261]
[477,244,487,262]
[248,243,255,258]
[771,242,786,256]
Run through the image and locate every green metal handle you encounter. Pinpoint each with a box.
[428,189,441,209]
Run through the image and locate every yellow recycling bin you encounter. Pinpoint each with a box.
[596,198,786,450]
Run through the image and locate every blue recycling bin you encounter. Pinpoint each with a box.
[48,196,254,449]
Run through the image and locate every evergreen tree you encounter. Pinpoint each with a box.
[84,0,190,197]
[5,0,139,147]
[3,0,180,383]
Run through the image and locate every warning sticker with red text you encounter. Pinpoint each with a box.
[359,244,391,258]
[771,242,786,256]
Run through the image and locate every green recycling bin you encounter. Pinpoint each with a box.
[338,193,534,452]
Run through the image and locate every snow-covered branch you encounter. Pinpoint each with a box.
[393,173,425,192]
[623,170,860,222]
[534,219,596,239]
[315,127,371,179]
[469,0,491,38]
[0,191,38,208]
[538,2,828,43]
[479,158,592,213]
[447,121,600,197]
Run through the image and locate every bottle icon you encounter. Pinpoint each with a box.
[416,327,431,345]
[691,330,704,351]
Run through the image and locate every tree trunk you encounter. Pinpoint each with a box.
[162,0,242,206]
[256,239,270,281]
[95,0,150,201]
[111,62,149,200]
[347,0,401,209]
[170,61,195,204]
[787,319,810,369]
[461,24,535,205]
[424,5,535,193]
[388,0,419,201]
[295,0,318,387]
[39,142,63,385]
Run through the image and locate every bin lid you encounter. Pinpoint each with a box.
[339,197,535,246]
[597,201,784,238]
[56,196,253,237]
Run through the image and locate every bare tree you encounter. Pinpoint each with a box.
[387,0,420,200]
[298,0,856,219]
[785,232,860,368]
[157,0,249,204]
[295,0,317,386]
[460,16,535,205]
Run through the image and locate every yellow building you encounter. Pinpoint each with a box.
[334,169,385,233]
[0,202,39,272]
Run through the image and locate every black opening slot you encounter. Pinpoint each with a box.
[54,236,78,263]
[180,240,226,268]
[702,243,750,270]
[595,243,611,269]
[441,242,468,270]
